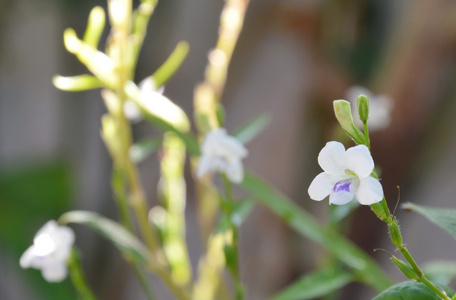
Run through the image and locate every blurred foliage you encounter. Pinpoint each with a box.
[0,161,75,300]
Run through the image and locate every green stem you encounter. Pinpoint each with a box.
[363,121,370,149]
[154,266,192,300]
[420,276,452,300]
[68,249,97,300]
[221,174,244,300]
[371,201,450,300]
[112,167,156,300]
[131,264,156,300]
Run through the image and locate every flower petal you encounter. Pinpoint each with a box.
[329,178,358,205]
[226,159,244,183]
[19,246,36,269]
[356,177,384,205]
[344,145,374,178]
[329,190,355,205]
[318,142,346,175]
[41,261,68,282]
[308,172,338,201]
[196,155,214,178]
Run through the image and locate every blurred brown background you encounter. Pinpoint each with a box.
[2,0,456,299]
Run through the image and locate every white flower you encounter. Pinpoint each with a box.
[20,220,75,282]
[196,128,248,183]
[308,141,383,205]
[346,86,393,131]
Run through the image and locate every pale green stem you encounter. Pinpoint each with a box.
[363,121,370,149]
[105,1,189,299]
[68,249,97,300]
[154,266,192,300]
[112,166,156,300]
[159,132,193,287]
[221,174,244,300]
[370,185,450,299]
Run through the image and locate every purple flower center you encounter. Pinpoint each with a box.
[333,179,352,193]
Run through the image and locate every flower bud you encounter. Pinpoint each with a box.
[370,202,389,221]
[391,256,419,280]
[333,100,366,144]
[389,219,403,247]
[356,94,369,123]
[83,6,106,48]
[108,0,131,30]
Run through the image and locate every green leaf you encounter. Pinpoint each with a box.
[223,244,237,275]
[129,137,162,163]
[423,261,456,286]
[373,281,455,300]
[216,198,255,233]
[402,203,456,241]
[142,113,200,155]
[270,266,353,300]
[215,103,225,127]
[233,113,270,144]
[59,211,150,263]
[240,172,392,291]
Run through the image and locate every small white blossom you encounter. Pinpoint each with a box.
[20,220,75,282]
[196,128,248,183]
[308,141,383,205]
[346,86,393,131]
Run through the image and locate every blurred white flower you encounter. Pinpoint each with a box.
[20,220,75,282]
[308,141,383,205]
[345,86,393,131]
[196,128,248,183]
[124,77,165,122]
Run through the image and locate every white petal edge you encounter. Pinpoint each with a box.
[344,145,374,178]
[196,155,214,179]
[318,142,346,175]
[19,247,35,269]
[329,190,355,205]
[308,172,337,201]
[356,177,384,205]
[41,262,68,282]
[226,159,244,184]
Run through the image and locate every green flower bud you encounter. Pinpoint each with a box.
[370,202,389,222]
[356,94,370,123]
[83,6,106,48]
[391,256,419,280]
[389,219,403,248]
[333,100,366,144]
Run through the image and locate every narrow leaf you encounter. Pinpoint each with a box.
[129,137,162,163]
[216,198,255,233]
[373,281,455,300]
[402,203,456,241]
[271,266,353,300]
[142,113,200,155]
[233,114,270,144]
[240,172,392,291]
[59,211,150,263]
